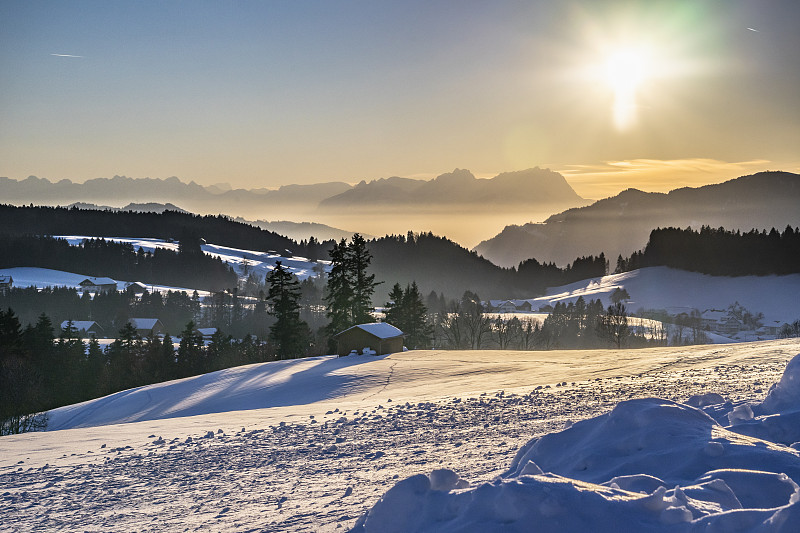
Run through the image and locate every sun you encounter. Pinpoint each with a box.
[604,46,651,130]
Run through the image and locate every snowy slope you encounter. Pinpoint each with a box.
[3,339,800,531]
[58,235,328,281]
[530,266,800,326]
[0,266,210,296]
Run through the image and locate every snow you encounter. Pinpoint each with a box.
[339,322,404,340]
[59,320,98,331]
[3,339,800,531]
[533,266,800,327]
[355,352,800,532]
[128,318,161,331]
[0,266,210,297]
[57,235,329,281]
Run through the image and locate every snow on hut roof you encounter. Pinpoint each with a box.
[338,322,403,339]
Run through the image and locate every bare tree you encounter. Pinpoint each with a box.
[597,302,630,349]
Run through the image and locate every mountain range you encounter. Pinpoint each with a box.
[318,167,585,210]
[0,168,585,216]
[474,171,800,267]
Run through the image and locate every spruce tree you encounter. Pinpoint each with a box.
[347,234,380,325]
[384,283,406,328]
[266,261,310,359]
[324,239,352,343]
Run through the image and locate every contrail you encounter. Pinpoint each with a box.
[51,53,84,58]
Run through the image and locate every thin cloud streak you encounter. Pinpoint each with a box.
[50,53,83,58]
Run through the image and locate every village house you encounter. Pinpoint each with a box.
[196,327,217,342]
[128,318,166,337]
[487,299,534,313]
[78,276,118,293]
[0,275,12,294]
[60,320,104,338]
[124,281,149,295]
[333,322,404,357]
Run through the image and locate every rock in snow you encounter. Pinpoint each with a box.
[352,354,800,532]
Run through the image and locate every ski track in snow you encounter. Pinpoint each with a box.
[2,341,799,531]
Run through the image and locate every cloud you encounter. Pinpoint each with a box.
[558,158,793,200]
[50,53,84,58]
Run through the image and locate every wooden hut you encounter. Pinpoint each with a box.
[333,322,404,357]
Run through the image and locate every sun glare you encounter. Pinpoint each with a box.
[605,47,650,130]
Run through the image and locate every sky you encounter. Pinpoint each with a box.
[1,0,799,200]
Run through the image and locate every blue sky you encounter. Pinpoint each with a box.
[1,0,798,197]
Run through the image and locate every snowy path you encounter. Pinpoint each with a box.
[2,339,799,531]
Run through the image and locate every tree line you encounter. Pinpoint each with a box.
[0,308,278,436]
[0,233,237,291]
[615,225,800,276]
[0,204,331,261]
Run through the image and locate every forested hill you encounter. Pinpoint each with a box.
[475,171,800,267]
[368,233,606,300]
[0,204,330,260]
[619,225,800,276]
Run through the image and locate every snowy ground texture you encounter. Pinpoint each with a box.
[3,339,800,532]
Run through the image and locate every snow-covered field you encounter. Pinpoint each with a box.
[0,266,210,297]
[58,235,328,281]
[532,266,800,327]
[3,339,800,531]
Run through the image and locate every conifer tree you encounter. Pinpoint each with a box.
[266,261,310,358]
[347,234,380,325]
[324,239,352,343]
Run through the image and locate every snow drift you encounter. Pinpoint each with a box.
[353,354,800,532]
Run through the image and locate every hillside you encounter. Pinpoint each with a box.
[475,171,800,267]
[525,266,800,327]
[3,340,800,531]
[0,204,327,259]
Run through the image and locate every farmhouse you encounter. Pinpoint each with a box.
[128,318,166,337]
[60,320,104,338]
[487,299,534,313]
[79,276,118,293]
[0,275,12,293]
[334,322,404,357]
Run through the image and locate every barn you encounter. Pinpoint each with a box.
[333,322,404,357]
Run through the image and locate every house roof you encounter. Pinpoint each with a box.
[197,327,217,336]
[129,318,162,330]
[80,276,117,286]
[0,275,12,283]
[337,322,403,339]
[61,320,101,331]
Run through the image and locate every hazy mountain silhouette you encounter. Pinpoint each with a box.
[474,171,800,267]
[319,168,585,210]
[0,175,351,217]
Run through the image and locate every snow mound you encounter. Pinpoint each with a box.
[721,353,800,446]
[354,360,800,532]
[758,353,800,416]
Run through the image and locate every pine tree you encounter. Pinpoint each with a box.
[266,261,310,359]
